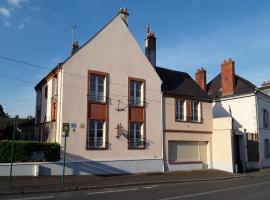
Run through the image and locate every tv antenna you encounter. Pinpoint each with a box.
[65,25,78,43]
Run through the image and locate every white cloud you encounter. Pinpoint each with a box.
[18,23,25,29]
[4,21,11,26]
[0,7,11,18]
[7,0,28,8]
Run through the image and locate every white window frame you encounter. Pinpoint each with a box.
[176,99,185,121]
[129,122,144,148]
[191,101,200,122]
[130,80,143,106]
[88,120,106,148]
[89,74,106,102]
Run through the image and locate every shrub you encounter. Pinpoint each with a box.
[0,141,60,163]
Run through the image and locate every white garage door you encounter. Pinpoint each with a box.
[168,141,208,163]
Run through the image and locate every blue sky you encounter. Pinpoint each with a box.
[0,0,270,117]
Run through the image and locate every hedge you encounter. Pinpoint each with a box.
[0,140,60,163]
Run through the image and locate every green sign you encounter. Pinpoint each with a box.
[62,123,70,137]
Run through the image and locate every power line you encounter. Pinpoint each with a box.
[0,56,49,70]
[0,73,35,85]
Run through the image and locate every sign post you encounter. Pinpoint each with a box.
[61,123,70,187]
[9,115,18,189]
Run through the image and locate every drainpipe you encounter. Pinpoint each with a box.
[161,94,168,172]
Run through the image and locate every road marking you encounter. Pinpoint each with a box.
[86,188,139,195]
[158,181,270,200]
[144,185,159,189]
[4,196,54,200]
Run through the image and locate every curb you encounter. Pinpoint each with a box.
[0,174,251,197]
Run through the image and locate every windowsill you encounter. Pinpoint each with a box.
[128,104,144,108]
[86,146,108,150]
[128,146,146,150]
[169,160,203,165]
[175,119,203,124]
[89,100,107,105]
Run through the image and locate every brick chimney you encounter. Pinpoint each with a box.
[119,8,129,26]
[145,25,156,67]
[261,81,270,89]
[195,67,207,91]
[221,58,235,96]
[71,41,79,55]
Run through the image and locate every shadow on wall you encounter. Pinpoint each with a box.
[213,102,242,129]
[39,151,130,176]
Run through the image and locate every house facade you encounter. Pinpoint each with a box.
[206,59,270,172]
[35,8,164,175]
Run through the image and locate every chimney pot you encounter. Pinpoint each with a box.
[119,7,129,26]
[71,41,79,55]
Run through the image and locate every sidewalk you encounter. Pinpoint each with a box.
[0,169,268,196]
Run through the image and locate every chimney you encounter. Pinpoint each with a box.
[71,41,79,55]
[261,81,270,88]
[145,25,156,67]
[221,58,235,96]
[195,67,207,91]
[119,8,129,26]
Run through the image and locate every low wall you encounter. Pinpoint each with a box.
[0,159,164,176]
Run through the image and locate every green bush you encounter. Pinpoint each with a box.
[0,141,60,163]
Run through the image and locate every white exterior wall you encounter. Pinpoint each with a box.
[212,117,234,172]
[54,15,164,173]
[256,93,270,168]
[213,94,257,133]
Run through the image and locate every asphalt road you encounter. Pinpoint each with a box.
[2,173,270,200]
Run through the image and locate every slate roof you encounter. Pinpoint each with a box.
[155,66,212,101]
[207,73,256,99]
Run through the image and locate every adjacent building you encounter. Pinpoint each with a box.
[204,59,270,172]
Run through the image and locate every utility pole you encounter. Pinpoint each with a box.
[61,123,69,187]
[9,115,18,189]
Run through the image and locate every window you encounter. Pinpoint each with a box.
[168,141,207,163]
[129,122,145,149]
[263,109,269,129]
[88,120,106,148]
[264,139,270,158]
[129,80,143,106]
[52,75,58,97]
[191,101,199,122]
[51,102,57,121]
[44,86,48,99]
[89,74,106,102]
[176,99,185,121]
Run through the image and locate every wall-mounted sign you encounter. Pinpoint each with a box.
[71,123,77,132]
[80,123,85,129]
[62,123,70,137]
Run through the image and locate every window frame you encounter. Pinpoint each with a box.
[128,122,145,149]
[89,72,107,103]
[87,120,107,149]
[263,109,269,129]
[128,77,145,107]
[191,100,200,122]
[264,139,270,159]
[175,99,186,121]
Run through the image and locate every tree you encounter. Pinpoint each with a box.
[0,105,9,118]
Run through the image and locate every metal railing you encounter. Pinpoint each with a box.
[128,138,146,149]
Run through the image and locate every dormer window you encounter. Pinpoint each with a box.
[89,74,106,103]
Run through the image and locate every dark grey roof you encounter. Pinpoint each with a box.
[155,66,212,100]
[207,73,256,99]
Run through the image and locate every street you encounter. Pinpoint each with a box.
[2,173,270,200]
